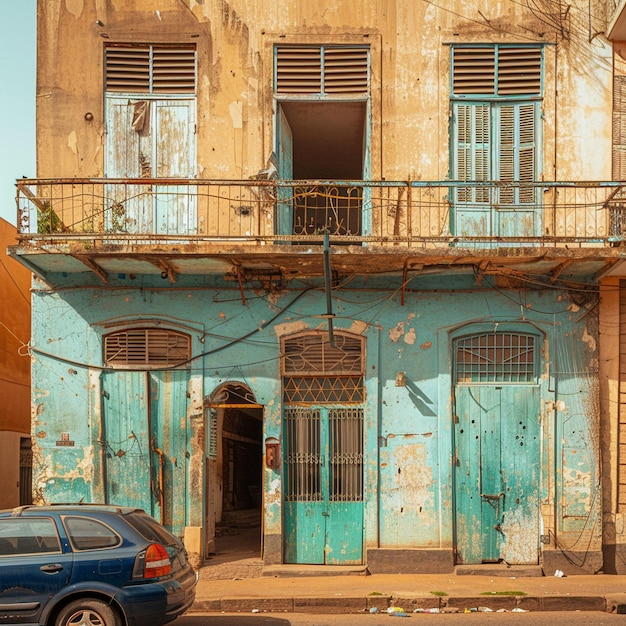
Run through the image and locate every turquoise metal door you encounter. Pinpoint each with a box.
[102,370,189,537]
[454,384,540,564]
[149,371,189,537]
[101,371,151,511]
[284,407,363,564]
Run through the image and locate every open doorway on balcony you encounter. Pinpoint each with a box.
[274,45,371,241]
[277,101,368,241]
[278,101,367,243]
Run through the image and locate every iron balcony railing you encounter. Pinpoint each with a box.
[15,178,626,247]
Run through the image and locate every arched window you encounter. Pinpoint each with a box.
[454,331,537,383]
[282,331,364,403]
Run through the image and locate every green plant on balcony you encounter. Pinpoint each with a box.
[107,202,128,233]
[37,201,64,234]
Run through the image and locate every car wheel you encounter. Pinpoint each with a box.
[55,599,121,626]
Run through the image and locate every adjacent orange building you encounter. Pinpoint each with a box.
[0,217,31,508]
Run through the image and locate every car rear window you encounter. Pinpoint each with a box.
[0,518,61,555]
[124,511,180,547]
[63,516,121,550]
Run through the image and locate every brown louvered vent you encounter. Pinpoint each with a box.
[106,45,196,94]
[104,328,190,367]
[276,46,369,94]
[453,46,541,96]
[613,75,626,179]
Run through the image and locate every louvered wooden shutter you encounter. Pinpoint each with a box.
[453,46,541,96]
[455,103,491,202]
[275,46,369,94]
[106,45,196,94]
[497,103,536,203]
[497,47,541,95]
[614,75,626,179]
[454,102,536,203]
[453,48,496,95]
[104,328,190,367]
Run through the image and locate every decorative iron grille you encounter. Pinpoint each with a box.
[455,332,536,383]
[285,408,322,501]
[283,332,364,403]
[329,408,363,502]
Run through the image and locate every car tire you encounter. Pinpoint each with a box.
[55,599,121,626]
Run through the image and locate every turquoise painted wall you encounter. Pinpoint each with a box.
[30,273,600,553]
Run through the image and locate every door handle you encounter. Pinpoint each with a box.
[321,511,329,517]
[480,492,504,500]
[40,564,64,573]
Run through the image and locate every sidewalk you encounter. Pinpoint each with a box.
[189,528,626,615]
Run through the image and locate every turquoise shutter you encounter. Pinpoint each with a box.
[454,103,491,203]
[496,102,536,204]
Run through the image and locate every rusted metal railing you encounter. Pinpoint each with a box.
[15,178,626,247]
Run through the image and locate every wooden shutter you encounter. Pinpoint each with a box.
[106,45,196,94]
[453,46,541,96]
[497,103,536,203]
[104,328,190,367]
[275,46,369,94]
[455,103,491,202]
[614,75,626,179]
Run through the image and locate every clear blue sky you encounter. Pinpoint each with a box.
[0,2,36,226]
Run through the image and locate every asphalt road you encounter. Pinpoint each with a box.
[182,611,626,625]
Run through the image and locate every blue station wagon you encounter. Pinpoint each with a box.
[0,504,197,626]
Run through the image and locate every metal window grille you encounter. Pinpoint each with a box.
[208,408,218,458]
[104,328,190,367]
[105,45,196,94]
[285,408,322,501]
[330,409,363,502]
[452,46,542,96]
[19,438,33,506]
[275,45,369,94]
[455,332,536,383]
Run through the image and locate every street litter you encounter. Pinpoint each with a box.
[387,607,409,617]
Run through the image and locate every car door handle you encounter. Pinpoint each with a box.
[40,564,64,573]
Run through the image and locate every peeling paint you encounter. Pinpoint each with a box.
[500,505,539,564]
[349,320,368,335]
[65,0,84,18]
[582,327,597,351]
[404,327,416,344]
[67,130,78,155]
[389,321,405,342]
[229,101,243,129]
[274,320,309,337]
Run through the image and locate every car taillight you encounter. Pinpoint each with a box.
[144,543,172,578]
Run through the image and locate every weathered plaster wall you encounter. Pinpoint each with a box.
[600,277,623,572]
[36,0,613,184]
[30,275,601,566]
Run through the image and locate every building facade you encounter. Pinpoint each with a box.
[0,218,32,509]
[10,0,626,573]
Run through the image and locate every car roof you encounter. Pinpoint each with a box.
[0,504,146,517]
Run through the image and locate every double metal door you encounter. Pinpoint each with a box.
[101,370,189,537]
[283,407,363,564]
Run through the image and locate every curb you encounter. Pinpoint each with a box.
[190,594,611,614]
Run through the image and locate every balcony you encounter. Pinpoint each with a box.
[9,178,626,286]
